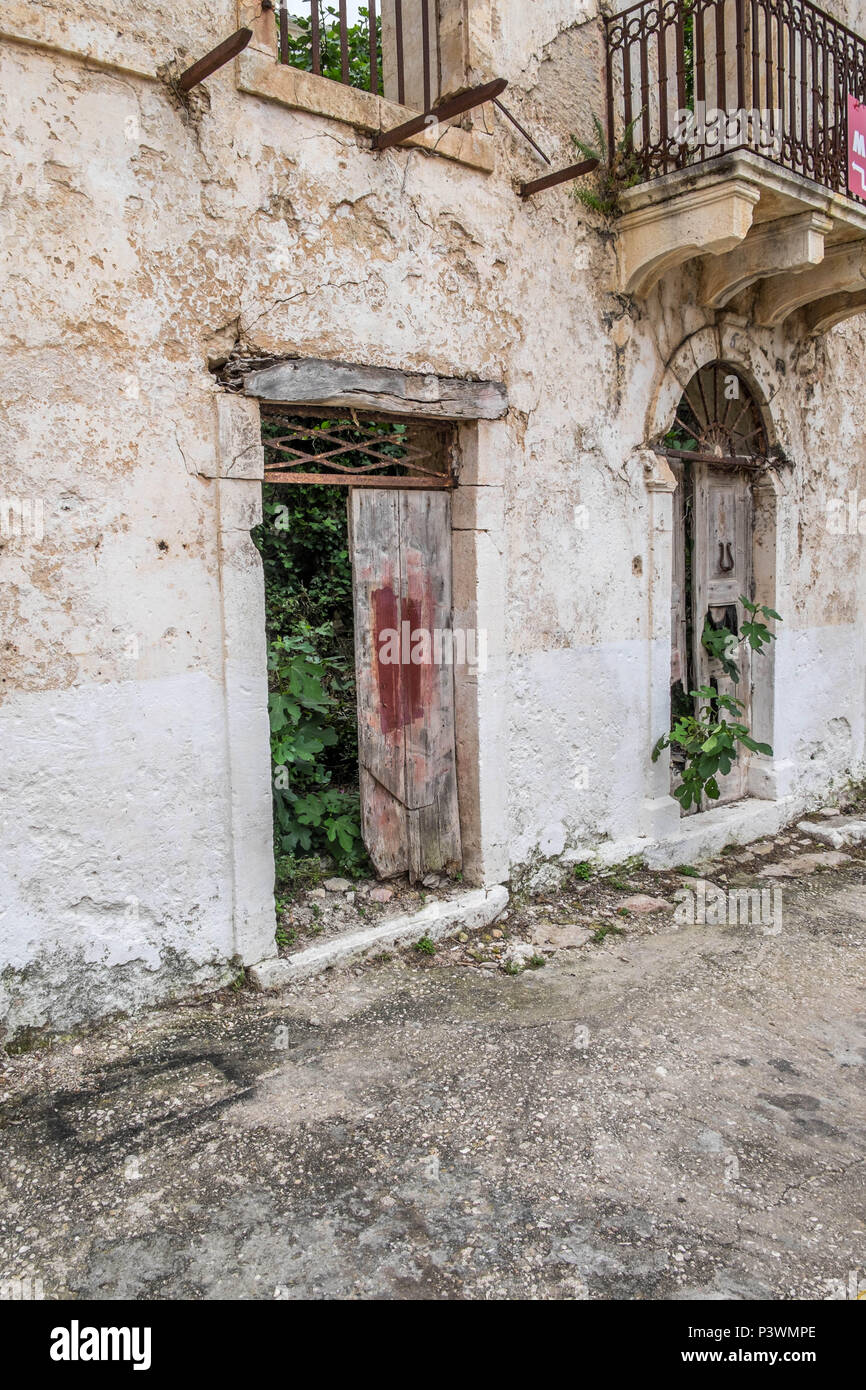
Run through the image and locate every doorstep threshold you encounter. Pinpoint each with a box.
[249,885,509,989]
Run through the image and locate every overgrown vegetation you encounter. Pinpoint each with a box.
[254,414,417,891]
[571,113,644,220]
[283,4,383,93]
[254,431,364,878]
[653,598,781,811]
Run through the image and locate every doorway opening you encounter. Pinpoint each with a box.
[251,405,463,947]
[662,362,772,812]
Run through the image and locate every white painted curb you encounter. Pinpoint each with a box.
[248,885,509,989]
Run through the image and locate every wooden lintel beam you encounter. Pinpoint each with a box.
[658,448,789,470]
[520,157,599,199]
[245,358,509,422]
[372,78,508,151]
[177,27,253,93]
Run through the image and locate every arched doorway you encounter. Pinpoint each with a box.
[661,363,772,809]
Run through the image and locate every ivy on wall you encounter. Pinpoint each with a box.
[253,469,366,873]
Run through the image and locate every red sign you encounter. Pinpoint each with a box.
[848,95,866,199]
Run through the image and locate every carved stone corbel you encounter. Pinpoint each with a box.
[700,211,832,309]
[617,178,761,297]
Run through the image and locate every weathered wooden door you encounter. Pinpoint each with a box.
[692,464,753,804]
[349,489,462,881]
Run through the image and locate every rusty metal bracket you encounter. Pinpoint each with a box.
[372,78,508,152]
[520,157,599,199]
[176,25,255,94]
[493,99,551,165]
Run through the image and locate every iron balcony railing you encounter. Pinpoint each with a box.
[276,1,439,109]
[604,0,866,204]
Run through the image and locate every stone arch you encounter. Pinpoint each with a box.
[645,326,782,454]
[640,329,787,835]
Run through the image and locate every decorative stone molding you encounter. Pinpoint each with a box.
[800,288,866,336]
[645,327,721,441]
[615,150,866,323]
[645,325,782,451]
[700,211,833,309]
[617,178,761,297]
[755,240,866,326]
[640,448,677,493]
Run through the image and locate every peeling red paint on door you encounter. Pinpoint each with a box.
[350,489,462,881]
[371,574,435,737]
[371,584,402,735]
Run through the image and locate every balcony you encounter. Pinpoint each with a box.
[605,0,866,330]
[237,1,495,173]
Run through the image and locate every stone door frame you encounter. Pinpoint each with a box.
[207,367,510,970]
[639,327,786,840]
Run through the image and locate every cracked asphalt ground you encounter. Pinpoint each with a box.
[1,863,864,1300]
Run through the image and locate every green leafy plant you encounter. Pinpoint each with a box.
[274,854,326,893]
[413,936,436,956]
[653,598,780,811]
[591,923,625,943]
[653,687,768,812]
[267,627,366,864]
[282,5,383,93]
[253,429,383,883]
[700,598,781,682]
[571,113,645,219]
[572,861,593,881]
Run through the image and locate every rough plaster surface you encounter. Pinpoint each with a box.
[2,0,866,1035]
[0,675,235,1036]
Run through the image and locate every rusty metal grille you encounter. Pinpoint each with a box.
[261,405,454,487]
[605,0,866,204]
[660,363,778,468]
[277,1,439,109]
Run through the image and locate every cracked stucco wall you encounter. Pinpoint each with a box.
[1,0,865,1035]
